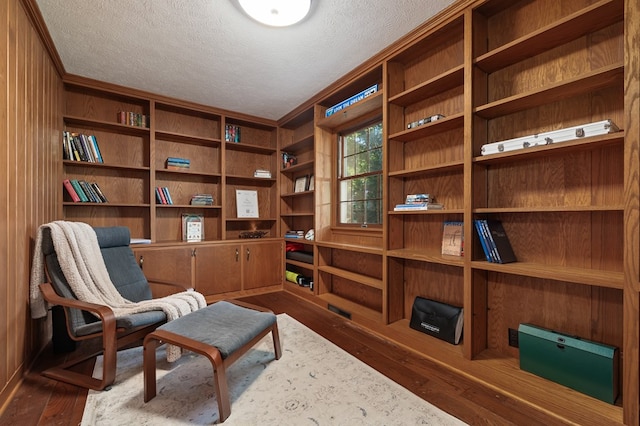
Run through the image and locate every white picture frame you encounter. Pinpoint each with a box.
[307,174,314,191]
[182,214,204,242]
[236,189,259,218]
[294,175,308,193]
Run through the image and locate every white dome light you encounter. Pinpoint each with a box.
[239,0,312,27]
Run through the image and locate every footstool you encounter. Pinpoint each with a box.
[143,300,281,422]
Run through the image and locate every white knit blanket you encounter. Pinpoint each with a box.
[30,221,207,361]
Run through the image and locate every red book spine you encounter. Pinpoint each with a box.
[63,179,81,202]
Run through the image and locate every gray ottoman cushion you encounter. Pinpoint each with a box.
[157,301,277,359]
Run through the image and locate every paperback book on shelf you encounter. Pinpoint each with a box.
[441,221,463,256]
[190,193,214,205]
[394,202,443,211]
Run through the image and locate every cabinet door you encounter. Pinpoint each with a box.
[194,244,242,296]
[133,246,193,293]
[243,241,283,290]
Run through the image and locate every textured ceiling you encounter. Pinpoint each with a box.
[35,0,456,121]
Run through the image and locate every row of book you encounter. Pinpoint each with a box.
[63,131,104,163]
[155,187,174,205]
[225,124,241,143]
[166,157,190,170]
[63,179,108,203]
[117,111,149,128]
[474,219,517,263]
[394,193,443,211]
[191,194,214,205]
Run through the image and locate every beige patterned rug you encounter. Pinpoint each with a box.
[81,314,466,425]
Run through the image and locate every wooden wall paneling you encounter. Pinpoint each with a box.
[0,0,62,412]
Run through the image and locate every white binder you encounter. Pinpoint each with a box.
[480,120,620,156]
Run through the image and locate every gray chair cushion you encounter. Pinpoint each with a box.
[43,226,165,338]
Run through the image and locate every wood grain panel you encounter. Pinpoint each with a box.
[0,0,62,411]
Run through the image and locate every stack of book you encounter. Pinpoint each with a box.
[155,187,173,205]
[254,169,272,178]
[63,179,108,203]
[63,131,103,163]
[166,157,190,170]
[394,193,444,211]
[474,219,517,264]
[284,230,305,239]
[225,124,241,142]
[190,194,214,205]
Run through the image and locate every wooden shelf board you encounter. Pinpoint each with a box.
[224,141,277,154]
[388,160,463,178]
[225,174,276,184]
[474,132,624,164]
[474,205,624,213]
[470,260,623,289]
[155,130,221,146]
[315,241,383,255]
[389,112,464,141]
[281,133,313,152]
[386,248,464,267]
[388,208,464,215]
[63,160,150,172]
[285,258,314,269]
[317,265,383,290]
[475,0,623,73]
[280,190,314,199]
[63,202,151,208]
[474,63,624,119]
[389,65,464,106]
[279,159,314,174]
[64,115,150,136]
[226,217,277,222]
[155,168,221,178]
[280,212,314,217]
[155,204,221,209]
[316,293,382,324]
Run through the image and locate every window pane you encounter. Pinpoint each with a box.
[338,121,383,225]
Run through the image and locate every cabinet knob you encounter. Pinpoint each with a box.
[246,248,250,261]
[138,255,143,269]
[235,248,239,262]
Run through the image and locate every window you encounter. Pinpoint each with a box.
[338,121,383,226]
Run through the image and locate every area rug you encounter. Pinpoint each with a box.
[81,314,466,425]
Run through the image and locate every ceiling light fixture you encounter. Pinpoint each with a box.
[238,0,311,27]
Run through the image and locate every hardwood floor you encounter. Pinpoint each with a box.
[1,291,569,425]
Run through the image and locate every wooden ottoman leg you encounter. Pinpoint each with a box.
[143,334,159,402]
[201,345,231,422]
[272,322,282,360]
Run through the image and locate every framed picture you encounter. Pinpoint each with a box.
[306,174,314,191]
[182,214,204,242]
[294,175,308,193]
[236,189,259,218]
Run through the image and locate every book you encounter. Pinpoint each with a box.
[89,135,104,163]
[441,221,463,256]
[405,194,431,204]
[474,220,493,262]
[69,179,89,202]
[161,187,173,205]
[182,214,204,242]
[190,193,214,205]
[394,202,443,211]
[62,179,81,202]
[91,182,108,202]
[484,220,517,263]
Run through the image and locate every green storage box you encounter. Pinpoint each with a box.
[518,323,619,404]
